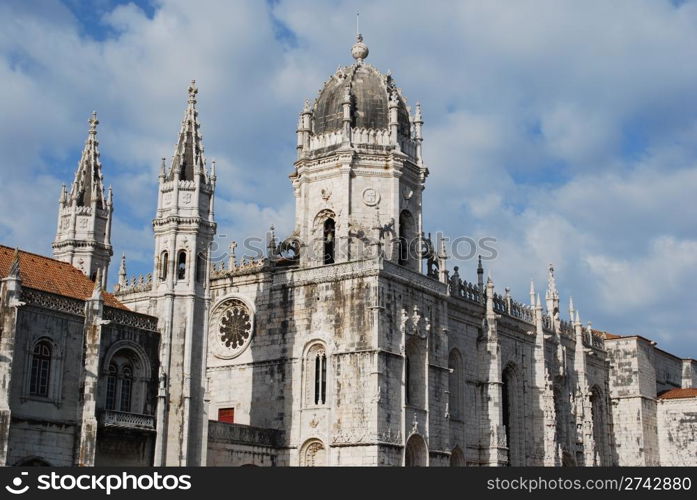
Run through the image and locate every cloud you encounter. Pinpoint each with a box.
[1,0,697,357]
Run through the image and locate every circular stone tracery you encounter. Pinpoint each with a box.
[211,298,254,359]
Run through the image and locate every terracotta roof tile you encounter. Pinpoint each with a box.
[593,329,623,340]
[658,388,697,400]
[0,245,127,310]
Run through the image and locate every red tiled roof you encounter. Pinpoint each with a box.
[593,329,623,340]
[658,388,697,400]
[0,245,127,310]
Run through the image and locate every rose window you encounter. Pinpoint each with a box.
[211,299,254,359]
[220,306,252,349]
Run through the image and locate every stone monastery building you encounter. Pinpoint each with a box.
[0,35,696,467]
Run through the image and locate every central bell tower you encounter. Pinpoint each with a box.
[290,34,428,271]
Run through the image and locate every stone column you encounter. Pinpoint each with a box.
[479,278,506,466]
[0,252,22,466]
[75,271,106,466]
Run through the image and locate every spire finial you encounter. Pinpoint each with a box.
[89,111,98,136]
[351,27,369,62]
[414,102,423,122]
[188,80,198,102]
[118,253,127,286]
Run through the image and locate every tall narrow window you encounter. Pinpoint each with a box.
[502,374,511,455]
[590,387,607,465]
[30,341,51,397]
[314,351,327,404]
[105,363,117,410]
[398,210,414,266]
[119,365,132,412]
[177,251,187,280]
[305,344,328,407]
[323,218,335,265]
[160,251,169,281]
[196,252,206,283]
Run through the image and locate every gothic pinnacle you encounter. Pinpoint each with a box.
[89,111,98,136]
[8,248,20,278]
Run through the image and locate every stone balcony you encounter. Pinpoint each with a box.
[98,410,156,432]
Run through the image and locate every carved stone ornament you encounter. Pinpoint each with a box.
[402,186,414,200]
[362,187,380,207]
[209,298,254,359]
[400,304,430,339]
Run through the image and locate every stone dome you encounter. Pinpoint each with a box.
[312,35,411,138]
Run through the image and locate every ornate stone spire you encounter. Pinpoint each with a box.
[70,111,106,208]
[118,253,127,287]
[53,111,113,287]
[477,255,484,293]
[169,80,207,182]
[546,263,559,300]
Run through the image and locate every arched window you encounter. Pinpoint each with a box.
[177,251,187,280]
[30,341,51,397]
[405,434,428,466]
[101,346,149,415]
[323,218,335,265]
[398,210,414,266]
[105,363,117,410]
[448,349,463,420]
[160,251,169,280]
[196,252,206,284]
[305,344,328,406]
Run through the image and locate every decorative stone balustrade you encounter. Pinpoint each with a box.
[99,410,155,431]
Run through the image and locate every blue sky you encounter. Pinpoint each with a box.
[2,0,697,358]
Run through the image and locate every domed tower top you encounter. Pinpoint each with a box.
[304,34,417,153]
[292,35,428,270]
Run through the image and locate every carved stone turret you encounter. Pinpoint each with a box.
[53,112,113,287]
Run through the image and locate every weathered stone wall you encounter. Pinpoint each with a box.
[657,398,697,466]
[655,349,683,394]
[7,421,76,466]
[207,260,381,466]
[206,421,284,466]
[6,305,85,464]
[95,429,155,466]
[206,257,615,467]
